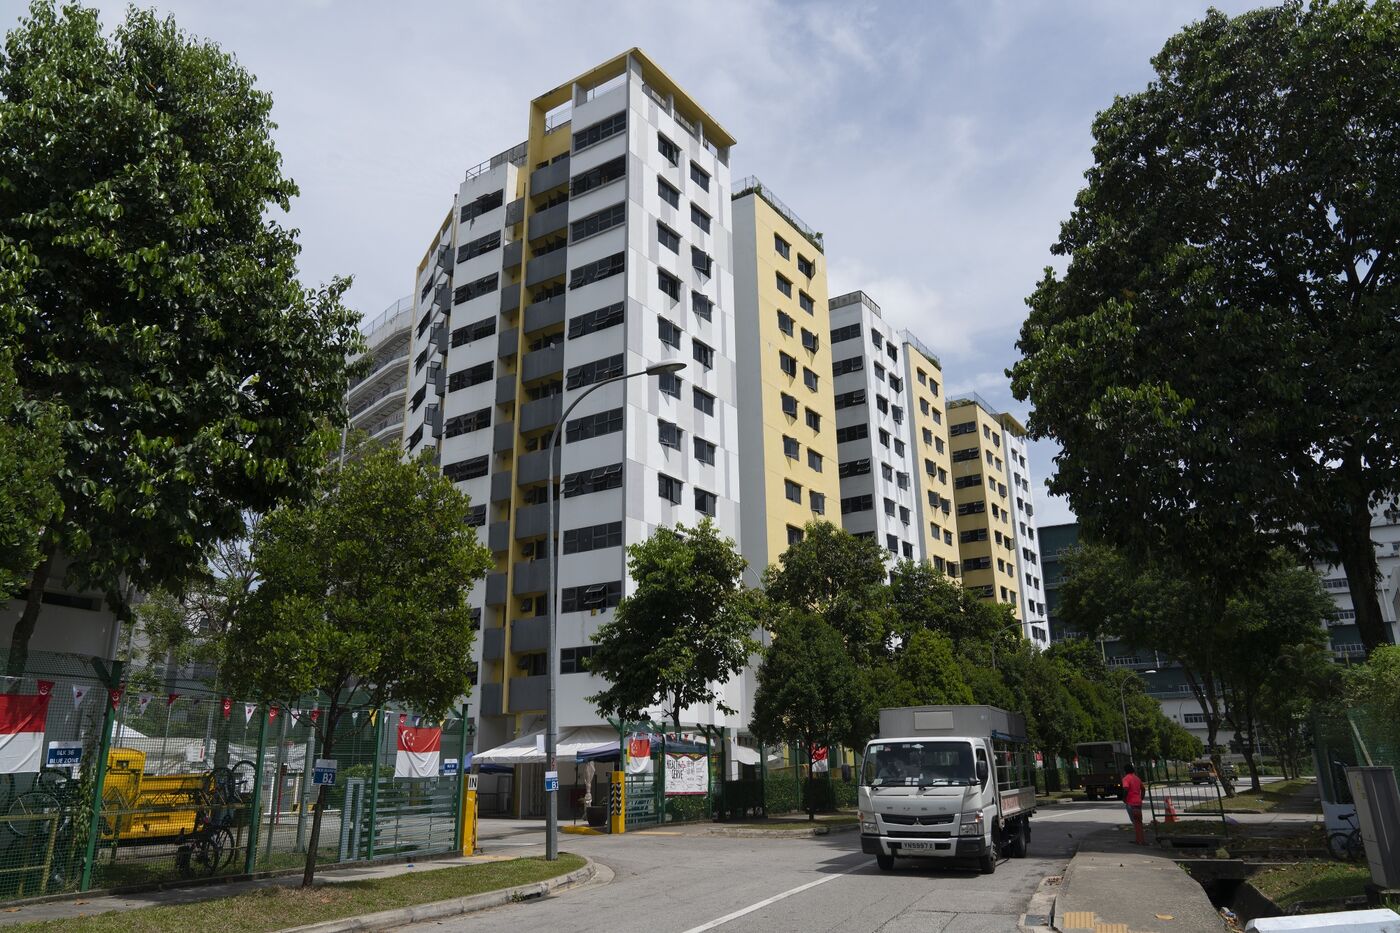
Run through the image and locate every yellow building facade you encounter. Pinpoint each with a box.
[902,337,960,576]
[947,397,1023,619]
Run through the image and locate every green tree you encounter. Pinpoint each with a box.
[889,559,1003,649]
[873,629,973,709]
[751,613,862,820]
[1256,642,1336,779]
[588,520,757,727]
[1010,1,1400,653]
[764,522,894,663]
[0,1,363,674]
[222,445,491,886]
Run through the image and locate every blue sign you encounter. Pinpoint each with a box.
[46,742,82,768]
[442,758,459,776]
[544,770,559,793]
[313,758,338,786]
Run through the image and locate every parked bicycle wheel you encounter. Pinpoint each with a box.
[210,826,238,869]
[4,789,63,839]
[229,759,257,797]
[36,768,71,795]
[1327,829,1363,861]
[184,834,223,878]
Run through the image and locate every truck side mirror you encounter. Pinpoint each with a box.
[976,760,989,784]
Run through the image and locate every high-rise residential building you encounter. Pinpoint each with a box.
[947,394,1046,641]
[828,291,923,562]
[1003,427,1049,642]
[400,51,743,785]
[901,333,959,576]
[1316,502,1400,659]
[731,178,841,570]
[343,296,413,457]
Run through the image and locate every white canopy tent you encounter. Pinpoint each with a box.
[473,725,619,765]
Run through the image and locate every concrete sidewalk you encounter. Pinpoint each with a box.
[1050,836,1225,933]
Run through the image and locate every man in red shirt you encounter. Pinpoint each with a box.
[1122,764,1146,845]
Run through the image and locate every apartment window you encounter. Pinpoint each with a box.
[936,437,945,453]
[657,221,680,253]
[799,292,815,314]
[658,268,681,300]
[874,363,886,383]
[561,581,623,612]
[454,273,499,305]
[566,353,624,390]
[694,437,716,465]
[889,376,903,393]
[801,328,819,353]
[658,133,680,165]
[831,322,861,343]
[955,474,983,489]
[882,463,894,481]
[879,429,890,448]
[886,534,899,554]
[930,379,940,397]
[787,525,804,545]
[960,528,988,543]
[444,407,491,438]
[783,435,799,460]
[571,156,626,196]
[691,246,713,276]
[952,447,980,462]
[871,331,883,349]
[774,234,791,259]
[691,290,714,320]
[465,505,486,527]
[460,189,504,223]
[659,371,681,398]
[658,177,680,208]
[938,467,948,483]
[451,316,497,348]
[957,500,987,515]
[569,252,625,289]
[784,479,802,503]
[810,491,826,515]
[571,202,626,241]
[692,338,715,369]
[876,396,889,414]
[658,316,682,349]
[839,459,871,478]
[924,458,937,476]
[566,407,623,442]
[780,393,798,417]
[894,439,905,457]
[563,462,623,497]
[892,406,904,424]
[777,310,794,336]
[797,255,815,278]
[693,387,715,415]
[887,344,898,363]
[836,423,868,443]
[568,301,624,338]
[658,473,684,504]
[458,231,501,262]
[832,356,863,377]
[659,419,684,449]
[560,645,597,674]
[779,351,797,377]
[805,408,821,432]
[689,161,710,191]
[834,389,866,409]
[841,494,873,513]
[690,203,711,233]
[573,111,626,152]
[807,449,823,472]
[802,368,819,391]
[921,427,933,445]
[897,472,910,490]
[442,456,489,482]
[563,521,623,554]
[931,409,942,424]
[448,362,493,392]
[695,487,717,517]
[920,398,930,416]
[964,557,991,571]
[775,273,793,297]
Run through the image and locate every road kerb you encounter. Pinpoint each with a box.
[1018,871,1059,932]
[277,858,598,933]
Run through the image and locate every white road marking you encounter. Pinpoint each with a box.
[678,868,857,933]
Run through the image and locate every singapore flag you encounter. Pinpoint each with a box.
[394,726,441,778]
[0,691,52,773]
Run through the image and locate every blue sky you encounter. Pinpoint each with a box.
[6,0,1261,525]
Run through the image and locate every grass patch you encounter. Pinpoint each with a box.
[1221,778,1315,812]
[1250,861,1370,911]
[7,855,586,933]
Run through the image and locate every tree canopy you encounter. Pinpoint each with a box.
[0,1,363,672]
[588,520,757,727]
[1010,0,1400,652]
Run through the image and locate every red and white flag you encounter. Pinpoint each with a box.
[394,726,441,778]
[71,685,88,709]
[137,693,153,716]
[244,703,256,724]
[0,692,51,773]
[811,746,830,773]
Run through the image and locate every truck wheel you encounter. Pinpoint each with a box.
[876,852,895,871]
[1010,820,1029,858]
[980,828,999,874]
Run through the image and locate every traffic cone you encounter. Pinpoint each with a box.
[1165,796,1178,823]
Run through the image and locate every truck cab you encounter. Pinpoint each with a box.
[859,706,1036,874]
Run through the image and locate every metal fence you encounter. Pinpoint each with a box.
[0,650,469,901]
[1144,778,1229,849]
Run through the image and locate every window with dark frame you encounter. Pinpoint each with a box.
[658,472,683,504]
[694,436,716,464]
[694,488,717,517]
[658,177,680,208]
[658,268,681,300]
[658,133,680,165]
[693,387,715,415]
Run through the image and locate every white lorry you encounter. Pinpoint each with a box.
[859,705,1037,874]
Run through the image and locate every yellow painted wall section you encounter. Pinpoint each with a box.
[738,194,842,558]
[903,345,959,574]
[948,400,1022,618]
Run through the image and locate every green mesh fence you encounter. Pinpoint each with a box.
[0,650,468,902]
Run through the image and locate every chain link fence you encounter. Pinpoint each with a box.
[0,650,469,902]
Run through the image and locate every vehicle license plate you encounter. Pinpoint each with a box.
[899,841,938,852]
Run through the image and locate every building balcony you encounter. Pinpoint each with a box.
[502,239,523,269]
[500,282,521,315]
[516,449,558,487]
[514,502,550,539]
[482,627,505,661]
[435,245,453,276]
[520,395,563,434]
[484,572,507,607]
[480,682,503,717]
[348,378,406,421]
[487,521,509,553]
[507,674,547,714]
[511,616,550,654]
[490,470,513,503]
[497,327,519,359]
[493,420,515,453]
[504,197,525,227]
[431,283,451,315]
[527,201,569,241]
[523,294,566,335]
[495,373,517,406]
[529,157,570,196]
[522,344,564,382]
[512,558,551,596]
[525,249,567,287]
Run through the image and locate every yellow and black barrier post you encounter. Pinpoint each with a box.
[459,773,478,855]
[609,770,625,834]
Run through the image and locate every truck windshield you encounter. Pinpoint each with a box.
[862,741,975,787]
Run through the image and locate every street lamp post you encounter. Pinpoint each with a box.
[1118,668,1157,766]
[544,360,686,861]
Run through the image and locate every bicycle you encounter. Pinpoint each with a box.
[1327,810,1364,861]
